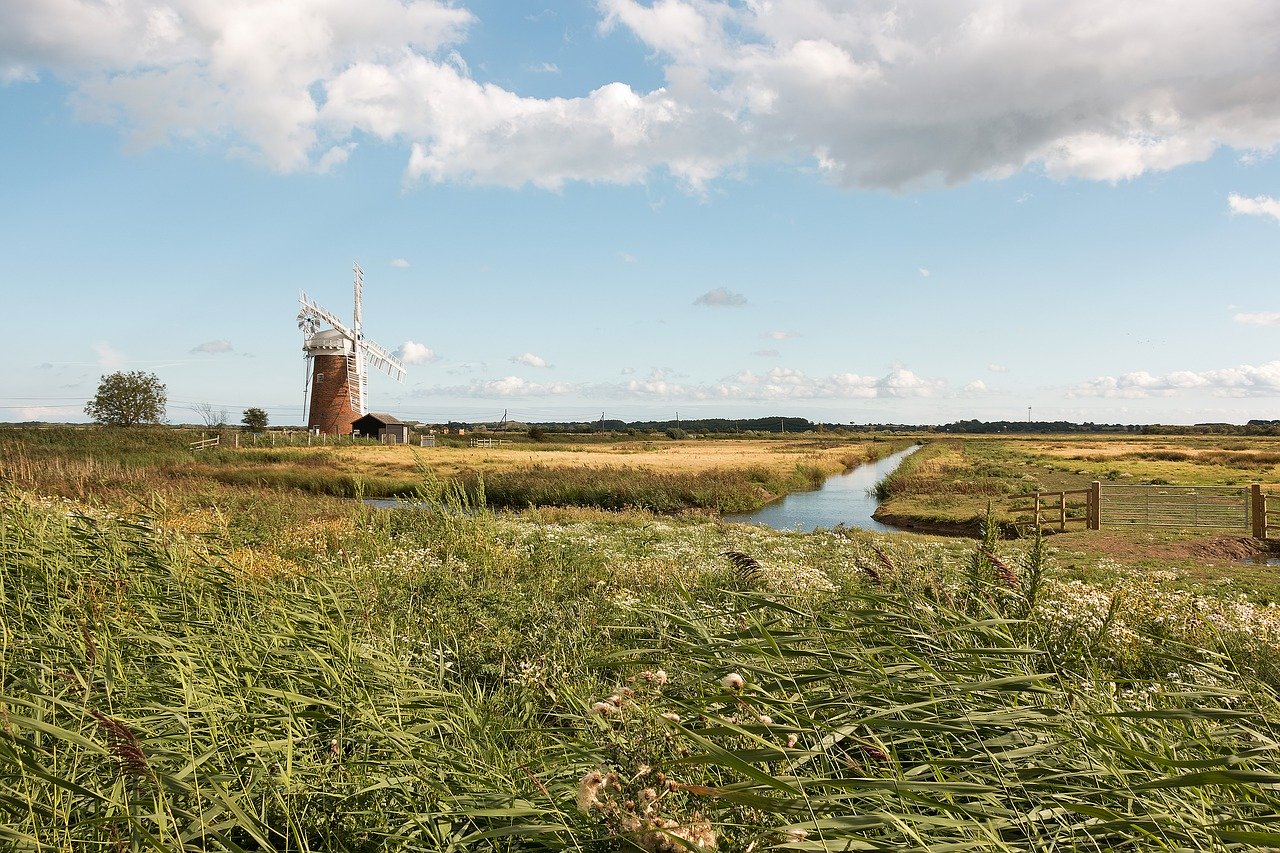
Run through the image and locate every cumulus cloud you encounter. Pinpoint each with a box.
[963,379,987,393]
[396,341,437,364]
[694,287,747,307]
[1069,362,1280,398]
[94,343,124,370]
[510,351,550,368]
[12,1,1280,189]
[765,330,799,340]
[620,366,636,375]
[989,363,1009,373]
[918,268,930,278]
[624,366,944,401]
[419,375,576,397]
[1235,312,1280,326]
[1228,193,1280,222]
[390,257,411,268]
[0,0,472,172]
[413,364,946,402]
[191,339,233,354]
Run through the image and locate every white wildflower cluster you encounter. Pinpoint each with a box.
[1034,572,1280,668]
[370,546,446,577]
[511,656,570,689]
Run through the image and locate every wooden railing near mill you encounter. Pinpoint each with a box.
[1015,481,1278,540]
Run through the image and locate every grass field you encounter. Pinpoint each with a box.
[0,427,911,515]
[874,433,1280,528]
[6,427,1280,849]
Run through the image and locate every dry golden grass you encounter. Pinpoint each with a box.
[320,438,878,479]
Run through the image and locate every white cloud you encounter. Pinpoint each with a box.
[988,363,1009,373]
[413,364,947,403]
[396,341,437,364]
[191,339,233,354]
[421,375,576,397]
[1228,193,1280,222]
[529,61,559,74]
[1,0,472,172]
[623,366,944,401]
[1069,361,1280,398]
[17,405,80,421]
[620,366,636,375]
[1235,312,1280,326]
[390,257,411,268]
[511,351,550,368]
[765,330,798,340]
[94,343,124,370]
[619,251,638,263]
[12,2,1280,189]
[918,268,930,278]
[963,379,987,393]
[694,287,747,307]
[2,64,37,84]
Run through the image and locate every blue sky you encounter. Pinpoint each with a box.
[3,0,1279,427]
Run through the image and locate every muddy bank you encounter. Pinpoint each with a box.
[870,510,982,538]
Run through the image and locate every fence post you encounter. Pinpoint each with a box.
[1033,492,1041,530]
[1089,481,1101,530]
[1253,484,1266,540]
[1058,492,1067,531]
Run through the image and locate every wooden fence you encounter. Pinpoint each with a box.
[1015,482,1278,539]
[189,435,220,451]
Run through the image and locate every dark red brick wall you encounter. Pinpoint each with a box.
[307,354,359,434]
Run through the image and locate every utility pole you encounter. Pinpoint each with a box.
[1028,406,1032,423]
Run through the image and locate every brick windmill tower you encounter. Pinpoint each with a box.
[297,263,406,434]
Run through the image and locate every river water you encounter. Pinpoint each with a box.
[724,445,919,533]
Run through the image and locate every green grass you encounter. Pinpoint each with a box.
[7,483,1280,850]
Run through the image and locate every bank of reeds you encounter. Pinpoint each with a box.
[476,463,829,514]
[6,484,1280,850]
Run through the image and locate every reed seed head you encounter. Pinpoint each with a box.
[577,770,606,813]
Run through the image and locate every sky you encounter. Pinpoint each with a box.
[2,0,1280,428]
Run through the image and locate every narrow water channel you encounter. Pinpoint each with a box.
[724,445,919,533]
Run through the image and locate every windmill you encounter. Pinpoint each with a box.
[298,263,406,435]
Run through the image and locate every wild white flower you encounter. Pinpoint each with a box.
[721,672,745,691]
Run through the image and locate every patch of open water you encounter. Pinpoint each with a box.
[724,445,919,533]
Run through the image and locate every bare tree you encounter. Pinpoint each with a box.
[193,402,228,428]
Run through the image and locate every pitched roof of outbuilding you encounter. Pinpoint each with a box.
[353,412,405,426]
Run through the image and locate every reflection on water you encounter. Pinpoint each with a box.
[724,445,919,533]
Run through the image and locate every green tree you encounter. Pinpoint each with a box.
[241,407,269,431]
[84,371,167,426]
